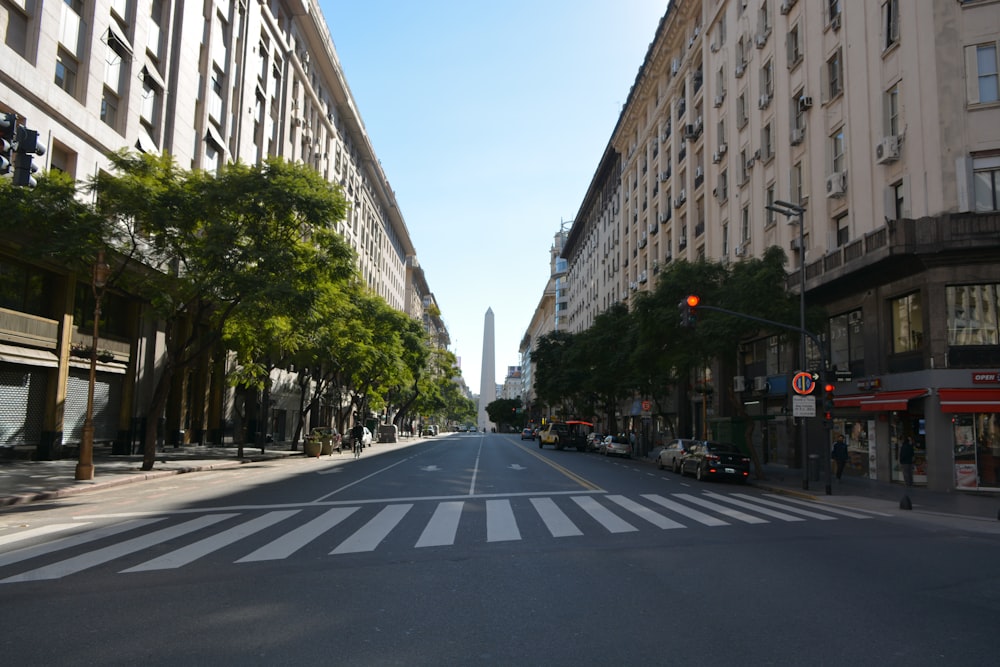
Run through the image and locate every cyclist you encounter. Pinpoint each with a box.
[351,422,365,459]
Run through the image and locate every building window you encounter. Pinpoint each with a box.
[974,162,1000,211]
[891,292,923,354]
[829,310,864,377]
[791,161,803,204]
[787,23,803,68]
[826,49,843,100]
[101,88,119,129]
[760,58,774,98]
[737,92,748,128]
[834,211,850,247]
[54,48,79,96]
[970,43,999,104]
[947,284,1000,346]
[765,183,775,226]
[885,83,900,136]
[741,204,750,242]
[761,121,773,160]
[882,0,899,50]
[831,128,846,174]
[828,0,841,22]
[888,180,905,219]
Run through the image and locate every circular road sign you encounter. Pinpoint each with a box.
[792,371,816,395]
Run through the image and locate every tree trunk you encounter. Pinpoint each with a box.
[141,360,174,471]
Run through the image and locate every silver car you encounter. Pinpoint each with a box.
[602,435,632,458]
[657,438,698,473]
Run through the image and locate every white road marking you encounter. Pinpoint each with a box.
[702,491,805,522]
[606,495,685,529]
[0,523,88,547]
[238,507,358,562]
[416,501,465,548]
[731,493,838,520]
[486,499,520,542]
[673,494,768,524]
[641,494,729,526]
[572,496,637,533]
[0,519,163,566]
[764,494,884,518]
[530,497,582,537]
[331,504,412,554]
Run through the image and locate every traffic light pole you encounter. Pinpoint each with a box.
[691,302,834,495]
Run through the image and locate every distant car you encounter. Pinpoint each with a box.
[521,427,535,440]
[350,427,373,448]
[679,441,750,482]
[602,434,632,458]
[657,438,698,473]
[586,432,604,452]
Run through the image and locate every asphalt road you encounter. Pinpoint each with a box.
[2,431,998,666]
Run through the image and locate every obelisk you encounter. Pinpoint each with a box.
[478,308,496,432]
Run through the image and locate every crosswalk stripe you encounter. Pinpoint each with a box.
[123,510,300,572]
[486,499,521,542]
[331,504,412,554]
[0,519,164,568]
[606,495,685,529]
[730,493,837,520]
[641,494,729,526]
[673,494,769,524]
[237,507,358,562]
[572,495,637,533]
[530,497,583,537]
[1,514,236,583]
[416,501,465,548]
[764,494,882,518]
[0,523,87,548]
[702,491,805,522]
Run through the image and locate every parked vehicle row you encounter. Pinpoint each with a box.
[657,439,750,482]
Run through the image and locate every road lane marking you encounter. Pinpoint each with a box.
[702,491,805,522]
[0,523,88,547]
[1,514,235,583]
[123,510,300,572]
[416,501,465,548]
[730,493,838,520]
[673,494,768,524]
[764,494,883,518]
[514,442,603,491]
[641,494,729,526]
[0,519,164,567]
[486,499,521,542]
[572,496,637,533]
[530,497,583,537]
[607,495,685,530]
[238,507,359,562]
[331,504,412,554]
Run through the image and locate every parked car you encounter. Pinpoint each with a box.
[521,427,535,440]
[679,441,750,482]
[586,432,604,452]
[349,426,373,448]
[657,438,698,473]
[602,434,632,458]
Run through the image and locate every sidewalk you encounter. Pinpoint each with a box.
[0,443,308,507]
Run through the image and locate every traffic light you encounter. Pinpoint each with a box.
[822,381,836,428]
[678,294,700,328]
[0,112,15,176]
[12,125,44,187]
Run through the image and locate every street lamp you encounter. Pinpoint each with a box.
[766,200,809,490]
[76,249,111,481]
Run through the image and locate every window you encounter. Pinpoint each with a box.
[792,91,806,131]
[741,204,750,242]
[740,147,750,184]
[966,43,999,104]
[718,170,729,201]
[826,49,843,100]
[882,0,899,50]
[761,121,773,160]
[828,0,841,21]
[974,161,1000,212]
[54,48,78,96]
[831,128,846,173]
[737,91,748,128]
[947,284,1000,346]
[787,23,802,68]
[891,292,923,354]
[101,88,119,129]
[829,310,864,376]
[885,83,900,136]
[834,211,849,247]
[791,161,803,204]
[0,257,51,316]
[761,58,774,97]
[765,183,775,225]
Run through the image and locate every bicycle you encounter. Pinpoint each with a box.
[353,438,363,459]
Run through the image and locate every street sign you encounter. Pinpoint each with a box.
[641,400,651,411]
[792,395,816,417]
[791,371,815,395]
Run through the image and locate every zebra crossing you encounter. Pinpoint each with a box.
[0,491,882,584]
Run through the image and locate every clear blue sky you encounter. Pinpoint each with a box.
[319,1,667,394]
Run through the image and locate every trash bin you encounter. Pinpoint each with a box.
[808,453,821,481]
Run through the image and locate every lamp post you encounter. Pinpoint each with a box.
[766,200,808,490]
[76,249,111,481]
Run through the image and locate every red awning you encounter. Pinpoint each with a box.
[833,394,875,409]
[938,388,1000,413]
[859,389,929,411]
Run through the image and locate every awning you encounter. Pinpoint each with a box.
[938,388,1000,413]
[833,393,874,409]
[0,344,59,368]
[860,389,929,411]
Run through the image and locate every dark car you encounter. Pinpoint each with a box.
[679,441,750,481]
[521,427,535,440]
[657,438,698,473]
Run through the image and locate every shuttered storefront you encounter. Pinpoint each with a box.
[0,364,48,447]
[64,369,122,444]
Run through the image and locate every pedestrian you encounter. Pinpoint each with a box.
[831,434,849,480]
[899,436,915,487]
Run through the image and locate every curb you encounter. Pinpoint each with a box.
[0,454,300,508]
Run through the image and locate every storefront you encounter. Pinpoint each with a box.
[833,389,929,483]
[938,388,1000,490]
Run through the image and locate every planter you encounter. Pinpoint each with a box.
[320,437,334,455]
[303,438,322,458]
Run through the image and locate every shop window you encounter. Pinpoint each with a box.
[891,291,923,353]
[829,310,864,377]
[947,283,1000,345]
[952,413,1000,488]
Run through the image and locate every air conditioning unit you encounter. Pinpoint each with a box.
[780,1,792,14]
[746,156,755,170]
[830,14,841,31]
[875,135,900,164]
[759,94,771,109]
[679,188,686,202]
[630,281,638,291]
[754,376,769,391]
[848,310,862,324]
[719,143,728,155]
[733,376,746,392]
[735,63,745,78]
[826,171,847,197]
[671,58,681,74]
[790,237,801,250]
[756,34,767,49]
[714,95,724,108]
[684,124,697,140]
[658,212,669,223]
[639,270,648,283]
[798,95,813,111]
[712,151,721,164]
[734,244,745,257]
[790,128,805,145]
[695,166,704,179]
[660,171,670,182]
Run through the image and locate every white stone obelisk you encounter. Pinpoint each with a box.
[478,308,496,432]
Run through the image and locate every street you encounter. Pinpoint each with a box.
[2,431,999,666]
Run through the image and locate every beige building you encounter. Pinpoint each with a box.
[558,0,1000,491]
[0,1,441,453]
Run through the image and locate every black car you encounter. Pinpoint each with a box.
[679,441,750,482]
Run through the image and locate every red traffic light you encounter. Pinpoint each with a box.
[686,294,700,307]
[824,383,836,393]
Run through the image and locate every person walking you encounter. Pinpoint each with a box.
[899,436,915,487]
[832,434,849,481]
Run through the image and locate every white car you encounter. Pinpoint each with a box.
[350,427,373,448]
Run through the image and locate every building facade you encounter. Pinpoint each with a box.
[557,0,1000,491]
[1,0,439,455]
